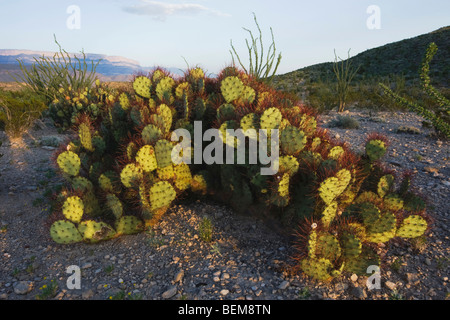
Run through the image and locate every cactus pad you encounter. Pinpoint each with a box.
[50,220,83,244]
[57,151,81,176]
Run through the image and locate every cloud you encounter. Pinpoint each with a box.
[122,0,230,21]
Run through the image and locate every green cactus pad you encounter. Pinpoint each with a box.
[280,125,307,156]
[57,151,81,177]
[149,181,177,211]
[318,169,352,205]
[98,171,119,193]
[217,103,236,122]
[300,257,334,282]
[269,173,290,207]
[133,76,151,99]
[260,107,282,131]
[62,196,84,223]
[120,163,143,188]
[237,85,256,104]
[220,76,244,103]
[71,176,94,193]
[340,232,362,259]
[383,193,404,211]
[328,146,345,160]
[115,216,144,235]
[157,164,175,180]
[142,124,163,145]
[377,174,394,198]
[155,139,174,168]
[173,163,192,191]
[365,212,397,243]
[278,155,299,176]
[105,193,123,219]
[156,77,175,101]
[78,220,116,243]
[78,123,93,152]
[118,92,130,110]
[344,246,380,275]
[50,220,83,244]
[156,104,173,134]
[240,113,259,139]
[396,215,427,238]
[136,145,158,173]
[321,201,338,227]
[316,232,341,261]
[365,139,387,162]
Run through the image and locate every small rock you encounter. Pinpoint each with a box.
[351,286,366,299]
[425,258,432,266]
[220,289,229,296]
[174,270,184,283]
[221,273,230,280]
[13,281,33,295]
[81,262,92,269]
[162,286,177,299]
[82,289,95,299]
[278,280,290,290]
[350,274,358,282]
[0,293,8,300]
[385,281,397,291]
[406,273,420,284]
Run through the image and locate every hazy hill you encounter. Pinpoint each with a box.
[274,26,450,89]
[0,49,183,82]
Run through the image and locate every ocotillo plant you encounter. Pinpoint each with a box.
[333,49,360,112]
[229,12,282,85]
[380,42,450,138]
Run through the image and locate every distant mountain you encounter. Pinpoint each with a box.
[0,49,184,82]
[273,26,450,90]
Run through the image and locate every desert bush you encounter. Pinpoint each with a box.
[0,87,47,138]
[328,115,360,129]
[380,42,450,138]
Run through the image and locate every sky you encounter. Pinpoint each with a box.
[0,0,449,75]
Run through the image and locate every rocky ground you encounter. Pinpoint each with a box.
[0,110,448,301]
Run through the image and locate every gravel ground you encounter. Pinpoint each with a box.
[0,111,448,301]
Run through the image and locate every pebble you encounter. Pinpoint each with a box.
[220,289,229,296]
[278,280,290,290]
[174,270,184,283]
[162,286,177,299]
[385,281,397,291]
[13,281,33,295]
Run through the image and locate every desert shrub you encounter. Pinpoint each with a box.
[0,87,47,138]
[328,115,360,129]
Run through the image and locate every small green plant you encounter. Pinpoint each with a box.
[104,265,114,274]
[36,279,58,300]
[333,49,360,112]
[198,216,213,242]
[108,290,126,300]
[389,289,404,300]
[298,287,311,300]
[328,115,360,129]
[390,257,403,273]
[230,12,282,84]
